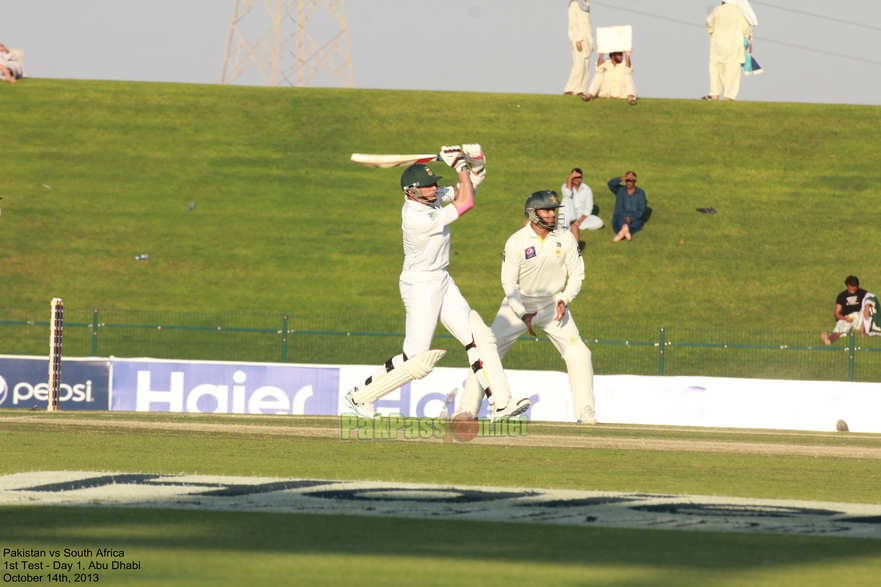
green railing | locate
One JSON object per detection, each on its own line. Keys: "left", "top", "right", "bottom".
{"left": 2, "top": 307, "right": 880, "bottom": 382}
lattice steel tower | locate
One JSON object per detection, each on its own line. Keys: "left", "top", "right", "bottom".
{"left": 221, "top": 0, "right": 354, "bottom": 87}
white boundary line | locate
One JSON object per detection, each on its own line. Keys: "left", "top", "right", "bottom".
{"left": 2, "top": 472, "right": 879, "bottom": 539}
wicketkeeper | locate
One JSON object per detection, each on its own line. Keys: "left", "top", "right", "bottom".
{"left": 457, "top": 190, "right": 598, "bottom": 424}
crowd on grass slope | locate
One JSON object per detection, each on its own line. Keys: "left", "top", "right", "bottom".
{"left": 565, "top": 0, "right": 761, "bottom": 104}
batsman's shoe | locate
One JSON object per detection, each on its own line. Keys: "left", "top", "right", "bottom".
{"left": 344, "top": 387, "right": 376, "bottom": 418}
{"left": 451, "top": 408, "right": 477, "bottom": 420}
{"left": 577, "top": 407, "right": 598, "bottom": 425}
{"left": 489, "top": 397, "right": 531, "bottom": 424}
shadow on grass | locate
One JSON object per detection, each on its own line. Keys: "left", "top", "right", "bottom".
{"left": 2, "top": 506, "right": 880, "bottom": 572}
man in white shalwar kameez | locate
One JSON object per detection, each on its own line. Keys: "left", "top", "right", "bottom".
{"left": 704, "top": 0, "right": 754, "bottom": 100}
{"left": 585, "top": 51, "right": 637, "bottom": 105}
{"left": 563, "top": 0, "right": 594, "bottom": 100}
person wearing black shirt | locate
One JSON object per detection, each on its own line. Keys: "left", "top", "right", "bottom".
{"left": 822, "top": 275, "right": 868, "bottom": 345}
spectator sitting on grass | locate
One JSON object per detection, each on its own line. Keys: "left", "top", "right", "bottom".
{"left": 561, "top": 168, "right": 603, "bottom": 245}
{"left": 609, "top": 171, "right": 646, "bottom": 242}
{"left": 821, "top": 275, "right": 868, "bottom": 345}
{"left": 0, "top": 43, "right": 23, "bottom": 83}
{"left": 584, "top": 51, "right": 637, "bottom": 105}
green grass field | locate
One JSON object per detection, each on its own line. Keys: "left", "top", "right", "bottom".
{"left": 2, "top": 412, "right": 881, "bottom": 586}
{"left": 3, "top": 80, "right": 881, "bottom": 585}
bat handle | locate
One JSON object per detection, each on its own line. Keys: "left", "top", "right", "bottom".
{"left": 440, "top": 388, "right": 459, "bottom": 419}
{"left": 442, "top": 388, "right": 459, "bottom": 409}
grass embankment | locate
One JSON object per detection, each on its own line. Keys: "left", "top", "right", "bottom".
{"left": 2, "top": 80, "right": 879, "bottom": 329}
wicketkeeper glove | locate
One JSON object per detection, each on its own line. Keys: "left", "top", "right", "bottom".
{"left": 440, "top": 145, "right": 468, "bottom": 173}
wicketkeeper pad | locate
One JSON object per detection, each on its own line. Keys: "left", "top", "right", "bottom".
{"left": 350, "top": 349, "right": 447, "bottom": 404}
{"left": 469, "top": 310, "right": 512, "bottom": 408}
{"left": 565, "top": 346, "right": 596, "bottom": 414}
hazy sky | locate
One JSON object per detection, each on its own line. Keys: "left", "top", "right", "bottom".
{"left": 4, "top": 0, "right": 880, "bottom": 105}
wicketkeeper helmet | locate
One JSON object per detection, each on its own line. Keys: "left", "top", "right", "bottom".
{"left": 524, "top": 190, "right": 564, "bottom": 230}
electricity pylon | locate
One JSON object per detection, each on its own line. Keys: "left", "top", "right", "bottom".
{"left": 221, "top": 0, "right": 354, "bottom": 87}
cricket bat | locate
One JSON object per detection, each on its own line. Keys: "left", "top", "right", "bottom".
{"left": 350, "top": 153, "right": 440, "bottom": 169}
{"left": 439, "top": 388, "right": 459, "bottom": 419}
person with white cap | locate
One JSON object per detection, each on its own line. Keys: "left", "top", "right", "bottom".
{"left": 704, "top": 0, "right": 757, "bottom": 101}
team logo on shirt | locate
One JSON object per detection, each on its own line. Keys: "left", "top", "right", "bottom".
{"left": 428, "top": 211, "right": 437, "bottom": 221}
{"left": 524, "top": 246, "right": 536, "bottom": 260}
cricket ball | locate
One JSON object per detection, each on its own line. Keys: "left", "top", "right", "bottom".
{"left": 450, "top": 412, "right": 479, "bottom": 443}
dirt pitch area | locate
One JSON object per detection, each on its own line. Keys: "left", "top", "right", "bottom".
{"left": 3, "top": 414, "right": 880, "bottom": 459}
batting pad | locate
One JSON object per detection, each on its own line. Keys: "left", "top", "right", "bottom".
{"left": 457, "top": 370, "right": 485, "bottom": 417}
{"left": 469, "top": 310, "right": 511, "bottom": 407}
{"left": 351, "top": 349, "right": 446, "bottom": 404}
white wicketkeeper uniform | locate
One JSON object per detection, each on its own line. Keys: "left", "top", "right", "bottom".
{"left": 459, "top": 223, "right": 595, "bottom": 421}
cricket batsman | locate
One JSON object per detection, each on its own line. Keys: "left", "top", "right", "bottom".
{"left": 344, "top": 144, "right": 531, "bottom": 422}
{"left": 457, "top": 190, "right": 597, "bottom": 424}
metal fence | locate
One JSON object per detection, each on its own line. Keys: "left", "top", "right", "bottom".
{"left": 2, "top": 306, "right": 881, "bottom": 382}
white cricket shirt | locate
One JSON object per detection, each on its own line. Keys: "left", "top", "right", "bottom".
{"left": 501, "top": 224, "right": 585, "bottom": 318}
{"left": 400, "top": 187, "right": 460, "bottom": 276}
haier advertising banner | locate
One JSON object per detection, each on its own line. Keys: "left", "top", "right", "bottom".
{"left": 111, "top": 359, "right": 341, "bottom": 415}
{"left": 6, "top": 353, "right": 879, "bottom": 433}
{"left": 110, "top": 359, "right": 573, "bottom": 420}
{"left": 0, "top": 356, "right": 110, "bottom": 410}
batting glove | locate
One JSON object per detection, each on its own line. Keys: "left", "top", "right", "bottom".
{"left": 469, "top": 167, "right": 486, "bottom": 188}
{"left": 440, "top": 145, "right": 468, "bottom": 173}
{"left": 462, "top": 143, "right": 486, "bottom": 174}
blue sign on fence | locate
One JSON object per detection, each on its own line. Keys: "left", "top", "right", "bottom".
{"left": 0, "top": 356, "right": 110, "bottom": 410}
{"left": 111, "top": 360, "right": 340, "bottom": 415}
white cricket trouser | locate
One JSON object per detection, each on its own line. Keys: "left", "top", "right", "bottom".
{"left": 399, "top": 270, "right": 472, "bottom": 357}
{"left": 460, "top": 300, "right": 595, "bottom": 418}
